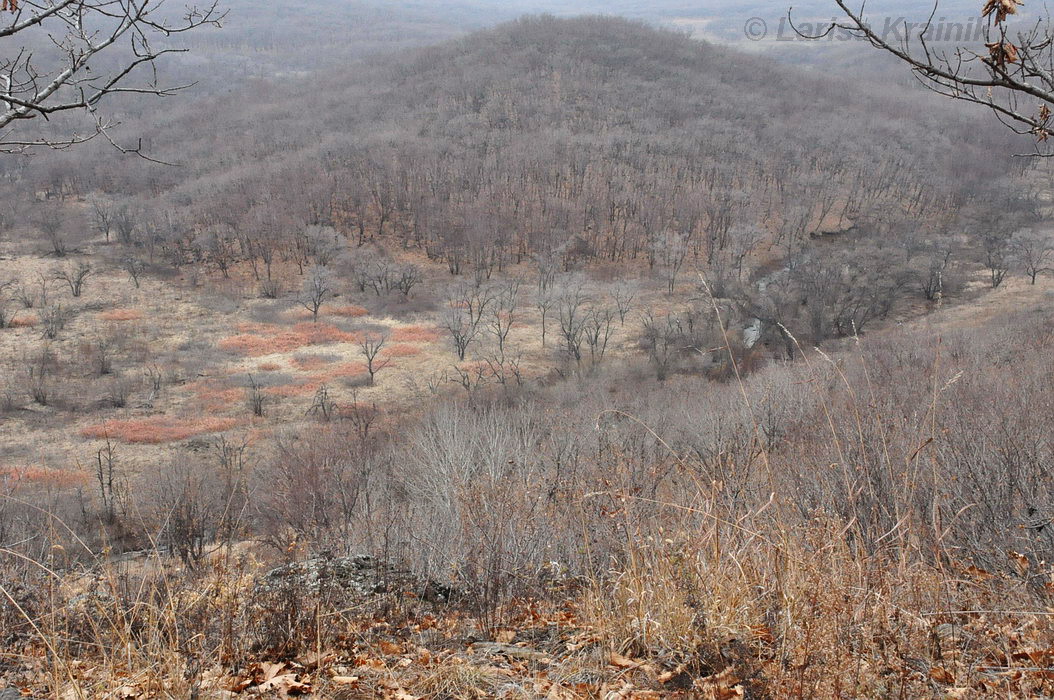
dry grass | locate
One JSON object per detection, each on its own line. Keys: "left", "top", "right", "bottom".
{"left": 79, "top": 416, "right": 242, "bottom": 443}
{"left": 97, "top": 308, "right": 143, "bottom": 322}
{"left": 328, "top": 304, "right": 370, "bottom": 318}
{"left": 256, "top": 361, "right": 283, "bottom": 371}
{"left": 264, "top": 380, "right": 322, "bottom": 397}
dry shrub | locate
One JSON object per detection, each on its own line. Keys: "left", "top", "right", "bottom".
{"left": 98, "top": 308, "right": 143, "bottom": 322}
{"left": 219, "top": 323, "right": 362, "bottom": 357}
{"left": 382, "top": 343, "right": 423, "bottom": 358}
{"left": 80, "top": 416, "right": 241, "bottom": 443}
{"left": 390, "top": 325, "right": 440, "bottom": 343}
{"left": 257, "top": 361, "right": 283, "bottom": 371}
{"left": 8, "top": 315, "right": 38, "bottom": 328}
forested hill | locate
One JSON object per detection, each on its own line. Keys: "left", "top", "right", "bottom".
{"left": 4, "top": 16, "right": 1026, "bottom": 270}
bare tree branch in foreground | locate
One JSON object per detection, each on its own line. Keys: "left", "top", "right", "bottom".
{"left": 802, "top": 0, "right": 1054, "bottom": 152}
{"left": 0, "top": 0, "right": 224, "bottom": 156}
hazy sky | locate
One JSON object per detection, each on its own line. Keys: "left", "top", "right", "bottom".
{"left": 428, "top": 0, "right": 996, "bottom": 44}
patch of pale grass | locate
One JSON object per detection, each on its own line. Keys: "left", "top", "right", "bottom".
{"left": 98, "top": 308, "right": 143, "bottom": 322}
{"left": 410, "top": 658, "right": 508, "bottom": 699}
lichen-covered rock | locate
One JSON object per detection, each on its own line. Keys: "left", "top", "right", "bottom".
{"left": 256, "top": 554, "right": 453, "bottom": 603}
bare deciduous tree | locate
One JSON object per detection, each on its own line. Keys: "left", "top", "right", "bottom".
{"left": 488, "top": 279, "right": 519, "bottom": 358}
{"left": 122, "top": 255, "right": 145, "bottom": 289}
{"left": 359, "top": 332, "right": 391, "bottom": 385}
{"left": 983, "top": 232, "right": 1011, "bottom": 288}
{"left": 1012, "top": 230, "right": 1053, "bottom": 284}
{"left": 442, "top": 283, "right": 495, "bottom": 360}
{"left": 611, "top": 281, "right": 636, "bottom": 325}
{"left": 557, "top": 284, "right": 587, "bottom": 364}
{"left": 299, "top": 266, "right": 331, "bottom": 321}
{"left": 89, "top": 196, "right": 114, "bottom": 243}
{"left": 582, "top": 305, "right": 615, "bottom": 366}
{"left": 55, "top": 260, "right": 91, "bottom": 297}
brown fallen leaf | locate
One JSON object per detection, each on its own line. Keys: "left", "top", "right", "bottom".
{"left": 930, "top": 666, "right": 955, "bottom": 685}
{"left": 256, "top": 673, "right": 312, "bottom": 697}
{"left": 299, "top": 649, "right": 336, "bottom": 669}
{"left": 379, "top": 640, "right": 404, "bottom": 655}
{"left": 694, "top": 667, "right": 744, "bottom": 700}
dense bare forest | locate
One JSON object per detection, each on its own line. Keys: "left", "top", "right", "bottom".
{"left": 4, "top": 2, "right": 1054, "bottom": 698}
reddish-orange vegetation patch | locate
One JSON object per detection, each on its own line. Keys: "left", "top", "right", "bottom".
{"left": 0, "top": 465, "right": 90, "bottom": 490}
{"left": 383, "top": 343, "right": 423, "bottom": 358}
{"left": 290, "top": 354, "right": 336, "bottom": 372}
{"left": 391, "top": 325, "right": 440, "bottom": 343}
{"left": 80, "top": 416, "right": 241, "bottom": 444}
{"left": 219, "top": 322, "right": 362, "bottom": 357}
{"left": 257, "top": 361, "right": 283, "bottom": 372}
{"left": 8, "top": 315, "right": 38, "bottom": 328}
{"left": 315, "top": 361, "right": 369, "bottom": 382}
{"left": 98, "top": 308, "right": 143, "bottom": 322}
{"left": 328, "top": 304, "right": 369, "bottom": 318}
